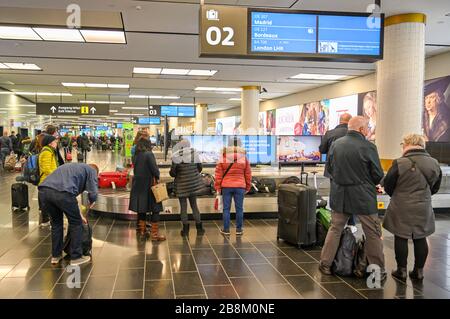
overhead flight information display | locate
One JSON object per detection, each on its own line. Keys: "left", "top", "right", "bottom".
{"left": 250, "top": 12, "right": 317, "bottom": 54}
{"left": 249, "top": 9, "right": 382, "bottom": 58}
{"left": 318, "top": 15, "right": 381, "bottom": 56}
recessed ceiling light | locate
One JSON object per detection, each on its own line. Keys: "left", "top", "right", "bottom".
{"left": 129, "top": 95, "right": 147, "bottom": 99}
{"left": 0, "top": 63, "right": 9, "bottom": 69}
{"left": 229, "top": 98, "right": 242, "bottom": 101}
{"left": 85, "top": 83, "right": 108, "bottom": 88}
{"left": 0, "top": 26, "right": 41, "bottom": 40}
{"left": 159, "top": 96, "right": 180, "bottom": 99}
{"left": 110, "top": 110, "right": 118, "bottom": 113}
{"left": 6, "top": 104, "right": 36, "bottom": 107}
{"left": 3, "top": 63, "right": 41, "bottom": 70}
{"left": 108, "top": 84, "right": 129, "bottom": 89}
{"left": 122, "top": 106, "right": 149, "bottom": 110}
{"left": 33, "top": 27, "right": 84, "bottom": 42}
{"left": 161, "top": 68, "right": 190, "bottom": 75}
{"left": 187, "top": 70, "right": 217, "bottom": 76}
{"left": 170, "top": 102, "right": 195, "bottom": 106}
{"left": 195, "top": 87, "right": 242, "bottom": 92}
{"left": 80, "top": 30, "right": 126, "bottom": 44}
{"left": 79, "top": 100, "right": 95, "bottom": 103}
{"left": 62, "top": 82, "right": 86, "bottom": 87}
{"left": 133, "top": 67, "right": 161, "bottom": 74}
{"left": 289, "top": 73, "right": 346, "bottom": 80}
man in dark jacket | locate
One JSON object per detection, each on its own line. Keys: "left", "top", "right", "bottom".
{"left": 9, "top": 131, "right": 18, "bottom": 154}
{"left": 0, "top": 131, "right": 13, "bottom": 167}
{"left": 319, "top": 113, "right": 357, "bottom": 231}
{"left": 38, "top": 163, "right": 98, "bottom": 266}
{"left": 319, "top": 116, "right": 385, "bottom": 279}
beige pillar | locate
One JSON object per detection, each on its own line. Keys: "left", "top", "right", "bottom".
{"left": 195, "top": 104, "right": 208, "bottom": 134}
{"left": 241, "top": 86, "right": 260, "bottom": 133}
{"left": 376, "top": 13, "right": 426, "bottom": 171}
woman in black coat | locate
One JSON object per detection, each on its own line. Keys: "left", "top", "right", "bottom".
{"left": 170, "top": 139, "right": 205, "bottom": 236}
{"left": 129, "top": 138, "right": 166, "bottom": 241}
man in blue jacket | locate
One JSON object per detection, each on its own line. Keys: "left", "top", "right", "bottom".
{"left": 38, "top": 163, "right": 99, "bottom": 266}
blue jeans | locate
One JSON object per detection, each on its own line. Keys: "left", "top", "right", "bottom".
{"left": 222, "top": 188, "right": 245, "bottom": 231}
{"left": 39, "top": 188, "right": 83, "bottom": 259}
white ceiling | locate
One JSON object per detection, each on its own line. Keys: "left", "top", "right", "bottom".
{"left": 0, "top": 0, "right": 449, "bottom": 124}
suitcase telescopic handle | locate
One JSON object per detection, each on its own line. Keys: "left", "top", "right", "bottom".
{"left": 300, "top": 172, "right": 308, "bottom": 186}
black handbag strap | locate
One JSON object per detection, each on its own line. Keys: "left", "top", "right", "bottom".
{"left": 220, "top": 163, "right": 234, "bottom": 186}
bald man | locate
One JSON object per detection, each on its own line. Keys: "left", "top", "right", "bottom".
{"left": 320, "top": 116, "right": 385, "bottom": 280}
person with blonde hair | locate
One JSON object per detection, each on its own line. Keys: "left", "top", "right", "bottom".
{"left": 382, "top": 134, "right": 442, "bottom": 281}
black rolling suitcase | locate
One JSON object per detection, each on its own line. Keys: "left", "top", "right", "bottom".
{"left": 277, "top": 173, "right": 317, "bottom": 248}
{"left": 11, "top": 182, "right": 29, "bottom": 211}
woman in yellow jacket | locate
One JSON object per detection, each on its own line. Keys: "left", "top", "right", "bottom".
{"left": 38, "top": 135, "right": 59, "bottom": 226}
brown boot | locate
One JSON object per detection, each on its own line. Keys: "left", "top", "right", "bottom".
{"left": 151, "top": 222, "right": 166, "bottom": 241}
{"left": 137, "top": 220, "right": 150, "bottom": 238}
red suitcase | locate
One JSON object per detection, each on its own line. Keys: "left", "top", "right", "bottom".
{"left": 98, "top": 172, "right": 128, "bottom": 188}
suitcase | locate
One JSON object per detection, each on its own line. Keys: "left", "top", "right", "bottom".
{"left": 77, "top": 152, "right": 84, "bottom": 162}
{"left": 277, "top": 183, "right": 317, "bottom": 248}
{"left": 63, "top": 222, "right": 93, "bottom": 257}
{"left": 98, "top": 171, "right": 128, "bottom": 188}
{"left": 11, "top": 182, "right": 29, "bottom": 211}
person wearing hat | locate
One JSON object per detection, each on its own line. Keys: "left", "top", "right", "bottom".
{"left": 423, "top": 77, "right": 450, "bottom": 142}
{"left": 37, "top": 134, "right": 60, "bottom": 227}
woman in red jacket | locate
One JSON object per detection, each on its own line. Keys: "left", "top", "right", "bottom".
{"left": 215, "top": 137, "right": 252, "bottom": 236}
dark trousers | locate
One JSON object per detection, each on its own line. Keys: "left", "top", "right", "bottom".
{"left": 179, "top": 196, "right": 201, "bottom": 224}
{"left": 0, "top": 148, "right": 9, "bottom": 167}
{"left": 37, "top": 193, "right": 50, "bottom": 223}
{"left": 39, "top": 188, "right": 83, "bottom": 260}
{"left": 394, "top": 236, "right": 429, "bottom": 269}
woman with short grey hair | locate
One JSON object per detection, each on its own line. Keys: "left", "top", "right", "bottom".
{"left": 383, "top": 134, "right": 442, "bottom": 281}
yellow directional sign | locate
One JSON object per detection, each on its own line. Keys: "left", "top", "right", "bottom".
{"left": 81, "top": 106, "right": 89, "bottom": 114}
{"left": 377, "top": 202, "right": 385, "bottom": 209}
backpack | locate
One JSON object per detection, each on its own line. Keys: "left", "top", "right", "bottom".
{"left": 257, "top": 178, "right": 277, "bottom": 193}
{"left": 23, "top": 148, "right": 50, "bottom": 186}
{"left": 63, "top": 223, "right": 93, "bottom": 257}
{"left": 332, "top": 227, "right": 357, "bottom": 276}
{"left": 197, "top": 173, "right": 215, "bottom": 196}
{"left": 281, "top": 176, "right": 301, "bottom": 185}
{"left": 23, "top": 154, "right": 40, "bottom": 185}
{"left": 316, "top": 207, "right": 332, "bottom": 246}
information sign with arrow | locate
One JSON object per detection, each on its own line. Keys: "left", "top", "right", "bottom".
{"left": 36, "top": 103, "right": 109, "bottom": 115}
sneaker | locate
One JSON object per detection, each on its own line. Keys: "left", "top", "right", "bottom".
{"left": 70, "top": 255, "right": 91, "bottom": 266}
{"left": 39, "top": 221, "right": 51, "bottom": 228}
{"left": 236, "top": 229, "right": 244, "bottom": 236}
{"left": 220, "top": 229, "right": 230, "bottom": 236}
{"left": 348, "top": 225, "right": 358, "bottom": 234}
{"left": 51, "top": 256, "right": 63, "bottom": 265}
{"left": 319, "top": 263, "right": 332, "bottom": 275}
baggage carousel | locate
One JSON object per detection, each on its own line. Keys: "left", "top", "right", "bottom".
{"left": 87, "top": 164, "right": 450, "bottom": 220}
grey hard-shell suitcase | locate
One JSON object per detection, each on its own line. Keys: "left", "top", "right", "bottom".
{"left": 277, "top": 183, "right": 317, "bottom": 248}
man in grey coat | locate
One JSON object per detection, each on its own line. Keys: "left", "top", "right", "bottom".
{"left": 319, "top": 116, "right": 385, "bottom": 279}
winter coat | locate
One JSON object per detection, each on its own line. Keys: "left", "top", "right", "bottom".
{"left": 319, "top": 123, "right": 348, "bottom": 177}
{"left": 77, "top": 135, "right": 90, "bottom": 151}
{"left": 382, "top": 149, "right": 442, "bottom": 239}
{"left": 129, "top": 150, "right": 162, "bottom": 214}
{"left": 0, "top": 136, "right": 12, "bottom": 152}
{"left": 38, "top": 146, "right": 58, "bottom": 184}
{"left": 215, "top": 146, "right": 252, "bottom": 193}
{"left": 169, "top": 148, "right": 204, "bottom": 198}
{"left": 326, "top": 130, "right": 384, "bottom": 215}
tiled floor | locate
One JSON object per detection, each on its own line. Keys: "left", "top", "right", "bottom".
{"left": 0, "top": 150, "right": 450, "bottom": 299}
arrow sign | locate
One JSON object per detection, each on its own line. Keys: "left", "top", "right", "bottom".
{"left": 90, "top": 107, "right": 97, "bottom": 114}
{"left": 50, "top": 106, "right": 56, "bottom": 113}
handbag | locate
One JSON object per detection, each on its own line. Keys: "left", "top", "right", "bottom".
{"left": 214, "top": 163, "right": 234, "bottom": 211}
{"left": 151, "top": 178, "right": 169, "bottom": 203}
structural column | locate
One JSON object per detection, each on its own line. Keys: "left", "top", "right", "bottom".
{"left": 241, "top": 86, "right": 260, "bottom": 133}
{"left": 169, "top": 117, "right": 179, "bottom": 132}
{"left": 376, "top": 13, "right": 426, "bottom": 170}
{"left": 195, "top": 104, "right": 208, "bottom": 134}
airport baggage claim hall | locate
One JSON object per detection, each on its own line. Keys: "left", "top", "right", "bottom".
{"left": 0, "top": 0, "right": 449, "bottom": 301}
